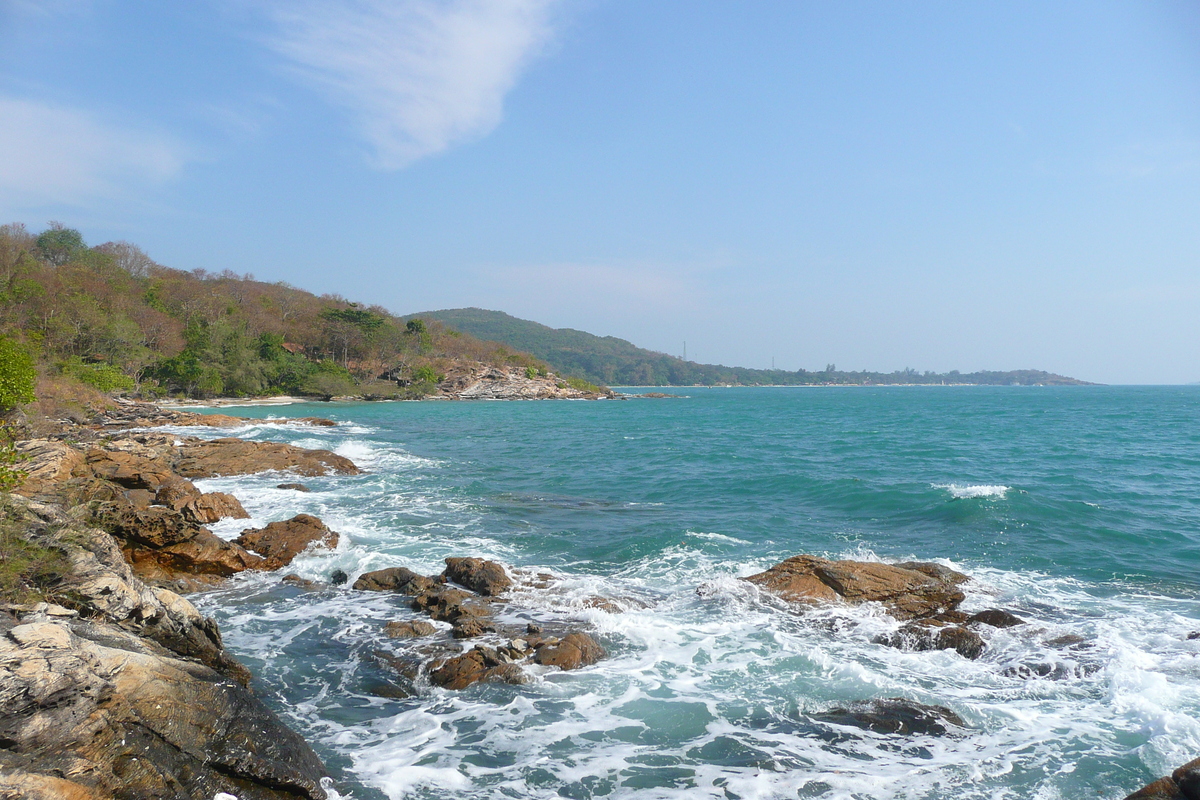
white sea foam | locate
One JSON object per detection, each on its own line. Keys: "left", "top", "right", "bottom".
{"left": 934, "top": 482, "right": 1012, "bottom": 499}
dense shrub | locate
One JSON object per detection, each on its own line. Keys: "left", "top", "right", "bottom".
{"left": 0, "top": 336, "right": 36, "bottom": 413}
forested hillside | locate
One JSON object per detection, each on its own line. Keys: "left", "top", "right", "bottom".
{"left": 414, "top": 308, "right": 1093, "bottom": 387}
{"left": 0, "top": 223, "right": 549, "bottom": 400}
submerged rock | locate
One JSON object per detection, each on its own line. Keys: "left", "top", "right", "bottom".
{"left": 743, "top": 555, "right": 968, "bottom": 620}
{"left": 277, "top": 482, "right": 312, "bottom": 492}
{"left": 813, "top": 698, "right": 966, "bottom": 736}
{"left": 235, "top": 514, "right": 340, "bottom": 570}
{"left": 874, "top": 622, "right": 986, "bottom": 660}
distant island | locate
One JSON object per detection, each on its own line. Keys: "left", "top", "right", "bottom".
{"left": 407, "top": 308, "right": 1095, "bottom": 387}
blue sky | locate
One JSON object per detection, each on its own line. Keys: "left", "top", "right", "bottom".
{"left": 2, "top": 1, "right": 1197, "bottom": 383}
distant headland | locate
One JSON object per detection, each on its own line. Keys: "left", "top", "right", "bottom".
{"left": 406, "top": 308, "right": 1096, "bottom": 388}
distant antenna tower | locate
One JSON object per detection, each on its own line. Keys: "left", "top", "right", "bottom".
{"left": 683, "top": 341, "right": 687, "bottom": 361}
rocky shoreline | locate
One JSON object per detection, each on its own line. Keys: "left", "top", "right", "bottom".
{"left": 1, "top": 401, "right": 1191, "bottom": 799}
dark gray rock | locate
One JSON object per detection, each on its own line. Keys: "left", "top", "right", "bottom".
{"left": 813, "top": 698, "right": 966, "bottom": 736}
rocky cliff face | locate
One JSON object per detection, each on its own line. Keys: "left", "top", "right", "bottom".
{"left": 0, "top": 497, "right": 330, "bottom": 800}
{"left": 436, "top": 362, "right": 615, "bottom": 400}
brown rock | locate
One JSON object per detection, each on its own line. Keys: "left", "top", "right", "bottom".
{"left": 443, "top": 557, "right": 513, "bottom": 596}
{"left": 85, "top": 449, "right": 199, "bottom": 501}
{"left": 893, "top": 561, "right": 970, "bottom": 585}
{"left": 452, "top": 618, "right": 496, "bottom": 639}
{"left": 1125, "top": 777, "right": 1184, "bottom": 799}
{"left": 429, "top": 648, "right": 528, "bottom": 690}
{"left": 0, "top": 621, "right": 328, "bottom": 799}
{"left": 179, "top": 491, "right": 250, "bottom": 523}
{"left": 534, "top": 632, "right": 606, "bottom": 670}
{"left": 172, "top": 438, "right": 360, "bottom": 478}
{"left": 743, "top": 555, "right": 967, "bottom": 620}
{"left": 384, "top": 620, "right": 437, "bottom": 638}
{"left": 123, "top": 530, "right": 266, "bottom": 585}
{"left": 277, "top": 482, "right": 312, "bottom": 492}
{"left": 281, "top": 574, "right": 322, "bottom": 590}
{"left": 106, "top": 505, "right": 208, "bottom": 549}
{"left": 235, "top": 514, "right": 339, "bottom": 570}
{"left": 353, "top": 567, "right": 442, "bottom": 594}
{"left": 1174, "top": 757, "right": 1200, "bottom": 799}
{"left": 412, "top": 588, "right": 491, "bottom": 623}
{"left": 13, "top": 440, "right": 88, "bottom": 498}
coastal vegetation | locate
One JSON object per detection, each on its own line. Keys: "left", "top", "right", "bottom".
{"left": 0, "top": 222, "right": 553, "bottom": 402}
{"left": 414, "top": 308, "right": 1092, "bottom": 387}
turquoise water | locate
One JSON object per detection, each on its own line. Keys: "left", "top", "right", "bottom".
{"left": 183, "top": 387, "right": 1200, "bottom": 799}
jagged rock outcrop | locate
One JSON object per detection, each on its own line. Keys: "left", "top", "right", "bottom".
{"left": 743, "top": 556, "right": 968, "bottom": 621}
{"left": 356, "top": 558, "right": 608, "bottom": 689}
{"left": 739, "top": 555, "right": 1025, "bottom": 661}
{"left": 533, "top": 632, "right": 607, "bottom": 671}
{"left": 0, "top": 496, "right": 331, "bottom": 799}
{"left": 0, "top": 619, "right": 328, "bottom": 800}
{"left": 94, "top": 398, "right": 337, "bottom": 430}
{"left": 443, "top": 556, "right": 513, "bottom": 596}
{"left": 235, "top": 514, "right": 340, "bottom": 570}
{"left": 432, "top": 361, "right": 615, "bottom": 400}
{"left": 353, "top": 566, "right": 443, "bottom": 594}
{"left": 384, "top": 620, "right": 437, "bottom": 638}
{"left": 172, "top": 438, "right": 359, "bottom": 478}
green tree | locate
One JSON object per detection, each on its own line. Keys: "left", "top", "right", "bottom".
{"left": 35, "top": 222, "right": 86, "bottom": 266}
{"left": 0, "top": 336, "right": 36, "bottom": 414}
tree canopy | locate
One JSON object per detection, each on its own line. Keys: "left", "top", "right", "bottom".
{"left": 0, "top": 223, "right": 554, "bottom": 400}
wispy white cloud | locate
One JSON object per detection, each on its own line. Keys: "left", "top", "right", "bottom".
{"left": 265, "top": 0, "right": 562, "bottom": 168}
{"left": 0, "top": 97, "right": 188, "bottom": 214}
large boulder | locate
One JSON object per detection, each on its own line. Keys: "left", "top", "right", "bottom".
{"left": 178, "top": 491, "right": 250, "bottom": 524}
{"left": 533, "top": 633, "right": 606, "bottom": 671}
{"left": 235, "top": 514, "right": 339, "bottom": 570}
{"left": 172, "top": 438, "right": 360, "bottom": 478}
{"left": 412, "top": 587, "right": 492, "bottom": 623}
{"left": 743, "top": 556, "right": 968, "bottom": 620}
{"left": 443, "top": 557, "right": 513, "bottom": 596}
{"left": 102, "top": 505, "right": 264, "bottom": 587}
{"left": 353, "top": 566, "right": 442, "bottom": 594}
{"left": 428, "top": 647, "right": 528, "bottom": 690}
{"left": 84, "top": 449, "right": 201, "bottom": 506}
{"left": 0, "top": 620, "right": 328, "bottom": 800}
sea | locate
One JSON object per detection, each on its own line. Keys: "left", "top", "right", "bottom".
{"left": 175, "top": 386, "right": 1200, "bottom": 800}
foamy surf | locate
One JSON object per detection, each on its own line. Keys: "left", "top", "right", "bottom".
{"left": 934, "top": 483, "right": 1011, "bottom": 499}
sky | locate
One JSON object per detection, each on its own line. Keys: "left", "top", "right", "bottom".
{"left": 1, "top": 1, "right": 1198, "bottom": 384}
